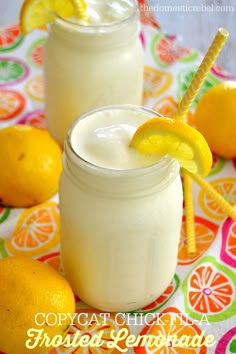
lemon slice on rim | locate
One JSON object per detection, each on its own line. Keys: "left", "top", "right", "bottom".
{"left": 130, "top": 117, "right": 212, "bottom": 177}
{"left": 19, "top": 0, "right": 78, "bottom": 34}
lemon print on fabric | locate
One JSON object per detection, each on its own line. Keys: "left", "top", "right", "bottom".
{"left": 198, "top": 178, "right": 236, "bottom": 221}
{"left": 182, "top": 256, "right": 236, "bottom": 322}
{"left": 0, "top": 56, "right": 29, "bottom": 87}
{"left": 0, "top": 89, "right": 25, "bottom": 122}
{"left": 151, "top": 32, "right": 198, "bottom": 67}
{"left": 178, "top": 216, "right": 218, "bottom": 266}
{"left": 26, "top": 37, "right": 46, "bottom": 67}
{"left": 24, "top": 74, "right": 44, "bottom": 101}
{"left": 0, "top": 24, "right": 24, "bottom": 52}
{"left": 143, "top": 66, "right": 173, "bottom": 104}
{"left": 133, "top": 307, "right": 208, "bottom": 353}
{"left": 220, "top": 217, "right": 236, "bottom": 268}
{"left": 6, "top": 202, "right": 60, "bottom": 257}
{"left": 49, "top": 310, "right": 130, "bottom": 354}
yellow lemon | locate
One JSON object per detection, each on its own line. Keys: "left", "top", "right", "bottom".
{"left": 194, "top": 81, "right": 236, "bottom": 159}
{"left": 0, "top": 256, "right": 75, "bottom": 354}
{"left": 130, "top": 116, "right": 212, "bottom": 177}
{"left": 19, "top": 0, "right": 86, "bottom": 34}
{"left": 0, "top": 125, "right": 62, "bottom": 207}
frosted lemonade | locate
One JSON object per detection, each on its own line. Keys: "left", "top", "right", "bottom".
{"left": 60, "top": 106, "right": 184, "bottom": 312}
{"left": 43, "top": 0, "right": 143, "bottom": 145}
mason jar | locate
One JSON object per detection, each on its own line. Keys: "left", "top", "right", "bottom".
{"left": 59, "top": 105, "right": 183, "bottom": 312}
{"left": 43, "top": 0, "right": 143, "bottom": 146}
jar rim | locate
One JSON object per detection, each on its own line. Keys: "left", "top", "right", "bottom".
{"left": 54, "top": 0, "right": 139, "bottom": 33}
{"left": 65, "top": 104, "right": 177, "bottom": 177}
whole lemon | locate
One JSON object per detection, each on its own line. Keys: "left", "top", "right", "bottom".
{"left": 194, "top": 81, "right": 236, "bottom": 159}
{"left": 0, "top": 125, "right": 62, "bottom": 207}
{"left": 0, "top": 256, "right": 75, "bottom": 354}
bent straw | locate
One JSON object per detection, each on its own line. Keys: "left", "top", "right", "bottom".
{"left": 70, "top": 0, "right": 89, "bottom": 22}
{"left": 173, "top": 28, "right": 229, "bottom": 256}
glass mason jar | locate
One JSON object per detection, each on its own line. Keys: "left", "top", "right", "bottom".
{"left": 43, "top": 0, "right": 143, "bottom": 146}
{"left": 59, "top": 105, "right": 183, "bottom": 312}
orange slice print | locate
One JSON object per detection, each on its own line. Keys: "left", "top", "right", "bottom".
{"left": 143, "top": 66, "right": 172, "bottom": 104}
{"left": 0, "top": 89, "right": 25, "bottom": 121}
{"left": 189, "top": 265, "right": 233, "bottom": 313}
{"left": 32, "top": 43, "right": 43, "bottom": 65}
{"left": 28, "top": 111, "right": 45, "bottom": 127}
{"left": 157, "top": 37, "right": 190, "bottom": 65}
{"left": 138, "top": 0, "right": 160, "bottom": 29}
{"left": 152, "top": 95, "right": 194, "bottom": 126}
{"left": 0, "top": 24, "right": 24, "bottom": 52}
{"left": 6, "top": 202, "right": 60, "bottom": 256}
{"left": 19, "top": 109, "right": 46, "bottom": 129}
{"left": 198, "top": 178, "right": 236, "bottom": 221}
{"left": 183, "top": 257, "right": 236, "bottom": 321}
{"left": 226, "top": 222, "right": 236, "bottom": 258}
{"left": 178, "top": 216, "right": 218, "bottom": 265}
{"left": 24, "top": 74, "right": 44, "bottom": 101}
{"left": 151, "top": 33, "right": 198, "bottom": 68}
{"left": 221, "top": 217, "right": 236, "bottom": 268}
{"left": 49, "top": 310, "right": 130, "bottom": 354}
{"left": 27, "top": 38, "right": 45, "bottom": 67}
{"left": 38, "top": 252, "right": 63, "bottom": 274}
{"left": 133, "top": 307, "right": 207, "bottom": 354}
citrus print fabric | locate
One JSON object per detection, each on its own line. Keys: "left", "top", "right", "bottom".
{"left": 0, "top": 5, "right": 236, "bottom": 353}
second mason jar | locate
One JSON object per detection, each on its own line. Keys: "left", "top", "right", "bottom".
{"left": 43, "top": 0, "right": 143, "bottom": 146}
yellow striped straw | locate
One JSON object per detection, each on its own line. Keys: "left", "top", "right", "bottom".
{"left": 191, "top": 173, "right": 236, "bottom": 220}
{"left": 173, "top": 28, "right": 229, "bottom": 257}
{"left": 175, "top": 28, "right": 229, "bottom": 120}
{"left": 183, "top": 176, "right": 196, "bottom": 257}
{"left": 183, "top": 170, "right": 196, "bottom": 257}
{"left": 70, "top": 0, "right": 89, "bottom": 22}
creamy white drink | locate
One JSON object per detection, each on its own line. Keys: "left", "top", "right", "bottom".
{"left": 60, "top": 106, "right": 183, "bottom": 312}
{"left": 71, "top": 108, "right": 162, "bottom": 170}
{"left": 44, "top": 0, "right": 143, "bottom": 146}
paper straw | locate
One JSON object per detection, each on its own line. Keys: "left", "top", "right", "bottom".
{"left": 183, "top": 170, "right": 196, "bottom": 256}
{"left": 191, "top": 173, "right": 236, "bottom": 220}
{"left": 182, "top": 175, "right": 196, "bottom": 257}
{"left": 173, "top": 28, "right": 229, "bottom": 257}
{"left": 175, "top": 28, "right": 229, "bottom": 120}
{"left": 70, "top": 0, "right": 89, "bottom": 22}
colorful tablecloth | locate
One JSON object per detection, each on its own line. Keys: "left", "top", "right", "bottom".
{"left": 0, "top": 3, "right": 236, "bottom": 353}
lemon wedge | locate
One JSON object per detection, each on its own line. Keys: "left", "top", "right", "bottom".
{"left": 130, "top": 117, "right": 212, "bottom": 176}
{"left": 19, "top": 0, "right": 77, "bottom": 34}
